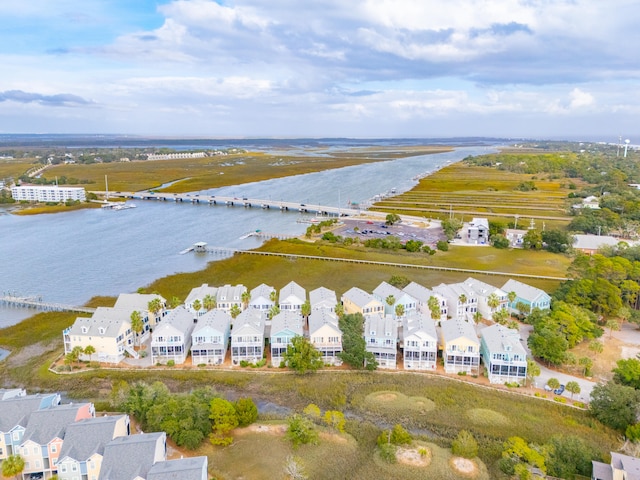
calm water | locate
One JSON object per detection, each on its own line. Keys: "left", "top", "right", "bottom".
{"left": 0, "top": 146, "right": 493, "bottom": 328}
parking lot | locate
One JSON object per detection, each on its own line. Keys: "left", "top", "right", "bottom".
{"left": 333, "top": 217, "right": 447, "bottom": 246}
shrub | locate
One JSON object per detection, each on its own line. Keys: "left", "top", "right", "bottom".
{"left": 378, "top": 443, "right": 397, "bottom": 464}
{"left": 286, "top": 415, "right": 318, "bottom": 448}
{"left": 197, "top": 363, "right": 206, "bottom": 367}
{"left": 166, "top": 360, "right": 175, "bottom": 367}
{"left": 457, "top": 371, "right": 467, "bottom": 376}
{"left": 255, "top": 359, "right": 267, "bottom": 367}
{"left": 452, "top": 430, "right": 478, "bottom": 458}
{"left": 240, "top": 360, "right": 249, "bottom": 367}
{"left": 436, "top": 240, "right": 449, "bottom": 251}
{"left": 554, "top": 396, "right": 567, "bottom": 403}
{"left": 88, "top": 362, "right": 101, "bottom": 369}
{"left": 234, "top": 398, "right": 258, "bottom": 427}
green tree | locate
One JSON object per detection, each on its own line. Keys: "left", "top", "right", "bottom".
{"left": 334, "top": 302, "right": 344, "bottom": 318}
{"left": 269, "top": 289, "right": 278, "bottom": 304}
{"left": 148, "top": 297, "right": 163, "bottom": 320}
{"left": 130, "top": 310, "right": 143, "bottom": 347}
{"left": 492, "top": 308, "right": 509, "bottom": 325}
{"left": 230, "top": 304, "right": 241, "bottom": 319}
{"left": 487, "top": 293, "right": 500, "bottom": 312}
{"left": 123, "top": 381, "right": 170, "bottom": 427}
{"left": 388, "top": 275, "right": 410, "bottom": 289}
{"left": 542, "top": 229, "right": 574, "bottom": 253}
{"left": 626, "top": 423, "right": 640, "bottom": 442}
{"left": 607, "top": 318, "right": 620, "bottom": 338}
{"left": 286, "top": 414, "right": 318, "bottom": 448}
{"left": 193, "top": 299, "right": 202, "bottom": 315}
{"left": 269, "top": 305, "right": 280, "bottom": 319}
{"left": 522, "top": 229, "right": 543, "bottom": 250}
{"left": 528, "top": 327, "right": 568, "bottom": 365}
{"left": 589, "top": 339, "right": 604, "bottom": 356}
{"left": 1, "top": 454, "right": 25, "bottom": 479}
{"left": 473, "top": 311, "right": 483, "bottom": 324}
{"left": 427, "top": 296, "right": 441, "bottom": 320}
{"left": 526, "top": 359, "right": 541, "bottom": 387}
{"left": 385, "top": 295, "right": 395, "bottom": 307}
{"left": 566, "top": 381, "right": 581, "bottom": 399}
{"left": 203, "top": 294, "right": 216, "bottom": 311}
{"left": 613, "top": 357, "right": 640, "bottom": 389}
{"left": 84, "top": 345, "right": 96, "bottom": 362}
{"left": 579, "top": 356, "right": 593, "bottom": 377}
{"left": 379, "top": 424, "right": 412, "bottom": 446}
{"left": 547, "top": 378, "right": 561, "bottom": 390}
{"left": 590, "top": 381, "right": 640, "bottom": 431}
{"left": 458, "top": 294, "right": 467, "bottom": 305}
{"left": 452, "top": 430, "right": 478, "bottom": 459}
{"left": 303, "top": 403, "right": 321, "bottom": 419}
{"left": 385, "top": 213, "right": 401, "bottom": 226}
{"left": 491, "top": 234, "right": 510, "bottom": 249}
{"left": 168, "top": 296, "right": 182, "bottom": 308}
{"left": 209, "top": 398, "right": 239, "bottom": 446}
{"left": 283, "top": 336, "right": 323, "bottom": 374}
{"left": 507, "top": 291, "right": 517, "bottom": 307}
{"left": 339, "top": 313, "right": 377, "bottom": 370}
{"left": 441, "top": 218, "right": 463, "bottom": 240}
{"left": 301, "top": 300, "right": 311, "bottom": 320}
{"left": 501, "top": 436, "right": 546, "bottom": 473}
{"left": 234, "top": 397, "right": 258, "bottom": 427}
{"left": 544, "top": 435, "right": 596, "bottom": 479}
{"left": 395, "top": 303, "right": 405, "bottom": 318}
{"left": 241, "top": 290, "right": 251, "bottom": 309}
{"left": 323, "top": 410, "right": 345, "bottom": 432}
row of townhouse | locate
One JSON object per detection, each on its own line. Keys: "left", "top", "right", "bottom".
{"left": 63, "top": 279, "right": 548, "bottom": 382}
{"left": 0, "top": 392, "right": 208, "bottom": 480}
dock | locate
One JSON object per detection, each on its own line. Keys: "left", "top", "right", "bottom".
{"left": 0, "top": 295, "right": 96, "bottom": 314}
{"left": 104, "top": 191, "right": 386, "bottom": 219}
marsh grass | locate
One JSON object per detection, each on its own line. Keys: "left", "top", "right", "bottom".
{"left": 13, "top": 202, "right": 102, "bottom": 215}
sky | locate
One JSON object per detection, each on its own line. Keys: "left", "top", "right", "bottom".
{"left": 0, "top": 0, "right": 639, "bottom": 139}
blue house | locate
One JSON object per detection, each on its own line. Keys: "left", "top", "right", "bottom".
{"left": 501, "top": 279, "right": 551, "bottom": 315}
{"left": 480, "top": 324, "right": 528, "bottom": 384}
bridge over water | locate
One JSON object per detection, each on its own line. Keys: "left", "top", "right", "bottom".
{"left": 0, "top": 295, "right": 96, "bottom": 314}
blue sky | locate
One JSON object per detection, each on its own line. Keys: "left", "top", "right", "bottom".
{"left": 0, "top": 0, "right": 638, "bottom": 139}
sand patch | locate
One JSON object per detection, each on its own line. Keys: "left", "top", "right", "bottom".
{"left": 450, "top": 457, "right": 478, "bottom": 477}
{"left": 377, "top": 393, "right": 398, "bottom": 402}
{"left": 235, "top": 424, "right": 286, "bottom": 436}
{"left": 620, "top": 346, "right": 640, "bottom": 359}
{"left": 396, "top": 447, "right": 431, "bottom": 467}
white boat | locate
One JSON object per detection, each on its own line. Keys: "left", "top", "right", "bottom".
{"left": 102, "top": 202, "right": 136, "bottom": 210}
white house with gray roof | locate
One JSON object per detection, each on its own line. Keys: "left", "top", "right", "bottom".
{"left": 99, "top": 432, "right": 166, "bottom": 480}
{"left": 440, "top": 319, "right": 480, "bottom": 374}
{"left": 373, "top": 281, "right": 417, "bottom": 318}
{"left": 216, "top": 284, "right": 247, "bottom": 313}
{"left": 480, "top": 324, "right": 528, "bottom": 384}
{"left": 113, "top": 293, "right": 167, "bottom": 338}
{"left": 309, "top": 309, "right": 342, "bottom": 365}
{"left": 341, "top": 287, "right": 384, "bottom": 316}
{"left": 463, "top": 277, "right": 508, "bottom": 321}
{"left": 151, "top": 306, "right": 195, "bottom": 365}
{"left": 185, "top": 284, "right": 218, "bottom": 317}
{"left": 57, "top": 415, "right": 130, "bottom": 480}
{"left": 364, "top": 313, "right": 398, "bottom": 369}
{"left": 270, "top": 311, "right": 304, "bottom": 366}
{"left": 231, "top": 309, "right": 266, "bottom": 366}
{"left": 64, "top": 307, "right": 136, "bottom": 363}
{"left": 279, "top": 281, "right": 306, "bottom": 312}
{"left": 592, "top": 451, "right": 640, "bottom": 480}
{"left": 248, "top": 283, "right": 275, "bottom": 311}
{"left": 433, "top": 282, "right": 478, "bottom": 321}
{"left": 402, "top": 312, "right": 438, "bottom": 371}
{"left": 147, "top": 456, "right": 208, "bottom": 480}
{"left": 191, "top": 309, "right": 232, "bottom": 365}
{"left": 402, "top": 282, "right": 448, "bottom": 323}
{"left": 501, "top": 279, "right": 551, "bottom": 315}
{"left": 309, "top": 286, "right": 337, "bottom": 312}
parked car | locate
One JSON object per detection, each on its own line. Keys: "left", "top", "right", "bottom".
{"left": 544, "top": 384, "right": 552, "bottom": 391}
{"left": 553, "top": 384, "right": 565, "bottom": 395}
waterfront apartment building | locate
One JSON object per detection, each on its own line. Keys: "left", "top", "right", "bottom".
{"left": 11, "top": 185, "right": 86, "bottom": 202}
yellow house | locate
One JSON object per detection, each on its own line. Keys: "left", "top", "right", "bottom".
{"left": 440, "top": 319, "right": 480, "bottom": 374}
{"left": 341, "top": 287, "right": 384, "bottom": 316}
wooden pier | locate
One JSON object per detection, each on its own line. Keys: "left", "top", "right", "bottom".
{"left": 0, "top": 295, "right": 96, "bottom": 314}
{"left": 181, "top": 245, "right": 568, "bottom": 281}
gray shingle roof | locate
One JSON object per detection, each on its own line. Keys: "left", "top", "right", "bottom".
{"left": 99, "top": 432, "right": 166, "bottom": 480}
{"left": 154, "top": 306, "right": 194, "bottom": 337}
{"left": 402, "top": 282, "right": 434, "bottom": 303}
{"left": 113, "top": 293, "right": 165, "bottom": 312}
{"left": 308, "top": 309, "right": 339, "bottom": 336}
{"left": 440, "top": 319, "right": 478, "bottom": 345}
{"left": 67, "top": 307, "right": 130, "bottom": 338}
{"left": 185, "top": 284, "right": 218, "bottom": 305}
{"left": 22, "top": 403, "right": 91, "bottom": 445}
{"left": 58, "top": 415, "right": 126, "bottom": 461}
{"left": 0, "top": 395, "right": 57, "bottom": 432}
{"left": 342, "top": 287, "right": 377, "bottom": 308}
{"left": 309, "top": 287, "right": 337, "bottom": 309}
{"left": 403, "top": 312, "right": 437, "bottom": 341}
{"left": 271, "top": 311, "right": 304, "bottom": 336}
{"left": 480, "top": 324, "right": 526, "bottom": 357}
{"left": 193, "top": 310, "right": 232, "bottom": 335}
{"left": 501, "top": 279, "right": 549, "bottom": 304}
{"left": 146, "top": 456, "right": 207, "bottom": 480}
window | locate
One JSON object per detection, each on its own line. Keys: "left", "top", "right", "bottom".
{"left": 98, "top": 327, "right": 105, "bottom": 335}
{"left": 51, "top": 444, "right": 57, "bottom": 453}
{"left": 34, "top": 446, "right": 38, "bottom": 454}
{"left": 81, "top": 326, "right": 88, "bottom": 334}
{"left": 61, "top": 465, "right": 68, "bottom": 473}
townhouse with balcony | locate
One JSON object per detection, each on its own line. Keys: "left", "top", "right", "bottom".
{"left": 191, "top": 309, "right": 232, "bottom": 365}
{"left": 113, "top": 293, "right": 167, "bottom": 341}
{"left": 440, "top": 319, "right": 480, "bottom": 375}
{"left": 341, "top": 287, "right": 384, "bottom": 316}
{"left": 402, "top": 312, "right": 438, "bottom": 371}
{"left": 150, "top": 306, "right": 195, "bottom": 365}
{"left": 278, "top": 281, "right": 306, "bottom": 312}
{"left": 501, "top": 278, "right": 551, "bottom": 315}
{"left": 185, "top": 284, "right": 218, "bottom": 317}
{"left": 309, "top": 286, "right": 337, "bottom": 313}
{"left": 56, "top": 415, "right": 130, "bottom": 480}
{"left": 364, "top": 313, "right": 398, "bottom": 369}
{"left": 480, "top": 324, "right": 528, "bottom": 384}
{"left": 270, "top": 311, "right": 304, "bottom": 367}
{"left": 231, "top": 309, "right": 266, "bottom": 366}
{"left": 248, "top": 283, "right": 276, "bottom": 311}
{"left": 308, "top": 309, "right": 342, "bottom": 365}
{"left": 433, "top": 282, "right": 478, "bottom": 321}
{"left": 64, "top": 307, "right": 136, "bottom": 364}
{"left": 216, "top": 284, "right": 247, "bottom": 313}
{"left": 463, "top": 277, "right": 508, "bottom": 321}
{"left": 373, "top": 281, "right": 417, "bottom": 318}
{"left": 402, "top": 281, "right": 448, "bottom": 323}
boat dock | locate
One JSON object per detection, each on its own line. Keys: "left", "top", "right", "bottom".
{"left": 105, "top": 191, "right": 384, "bottom": 218}
{"left": 0, "top": 295, "right": 96, "bottom": 314}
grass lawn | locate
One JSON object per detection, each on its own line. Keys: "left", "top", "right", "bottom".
{"left": 43, "top": 147, "right": 451, "bottom": 194}
{"left": 0, "top": 157, "right": 36, "bottom": 179}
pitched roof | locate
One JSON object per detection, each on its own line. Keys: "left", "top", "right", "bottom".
{"left": 216, "top": 284, "right": 247, "bottom": 302}
{"left": 440, "top": 319, "right": 478, "bottom": 345}
{"left": 364, "top": 313, "right": 397, "bottom": 340}
{"left": 153, "top": 306, "right": 194, "bottom": 337}
{"left": 342, "top": 287, "right": 379, "bottom": 308}
{"left": 308, "top": 309, "right": 339, "bottom": 336}
{"left": 185, "top": 284, "right": 218, "bottom": 304}
{"left": 193, "top": 310, "right": 232, "bottom": 335}
{"left": 480, "top": 324, "right": 526, "bottom": 357}
{"left": 402, "top": 282, "right": 434, "bottom": 303}
{"left": 67, "top": 307, "right": 130, "bottom": 338}
{"left": 372, "top": 281, "right": 403, "bottom": 302}
{"left": 22, "top": 403, "right": 91, "bottom": 445}
{"left": 403, "top": 312, "right": 437, "bottom": 341}
{"left": 0, "top": 394, "right": 58, "bottom": 432}
{"left": 249, "top": 283, "right": 275, "bottom": 301}
{"left": 58, "top": 415, "right": 126, "bottom": 461}
{"left": 146, "top": 457, "right": 207, "bottom": 480}
{"left": 271, "top": 311, "right": 304, "bottom": 337}
{"left": 612, "top": 451, "right": 640, "bottom": 479}
{"left": 309, "top": 287, "right": 337, "bottom": 309}
{"left": 113, "top": 293, "right": 165, "bottom": 312}
{"left": 232, "top": 309, "right": 266, "bottom": 336}
{"left": 279, "top": 281, "right": 306, "bottom": 304}
{"left": 99, "top": 432, "right": 166, "bottom": 480}
{"left": 463, "top": 277, "right": 505, "bottom": 298}
{"left": 501, "top": 279, "right": 549, "bottom": 303}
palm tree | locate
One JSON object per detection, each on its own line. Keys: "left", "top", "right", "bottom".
{"left": 487, "top": 293, "right": 500, "bottom": 312}
{"left": 385, "top": 295, "right": 395, "bottom": 307}
{"left": 241, "top": 290, "right": 251, "bottom": 309}
{"left": 566, "top": 381, "right": 581, "bottom": 399}
{"left": 589, "top": 339, "right": 604, "bottom": 357}
{"left": 2, "top": 454, "right": 25, "bottom": 479}
{"left": 148, "top": 297, "right": 163, "bottom": 321}
{"left": 193, "top": 299, "right": 202, "bottom": 316}
{"left": 607, "top": 318, "right": 620, "bottom": 339}
{"left": 301, "top": 300, "right": 311, "bottom": 321}
{"left": 230, "top": 304, "right": 241, "bottom": 319}
{"left": 473, "top": 311, "right": 482, "bottom": 324}
{"left": 335, "top": 303, "right": 344, "bottom": 318}
{"left": 395, "top": 304, "right": 405, "bottom": 319}
{"left": 269, "top": 305, "right": 280, "bottom": 319}
{"left": 130, "top": 310, "right": 143, "bottom": 347}
{"left": 84, "top": 345, "right": 96, "bottom": 362}
{"left": 203, "top": 294, "right": 216, "bottom": 311}
{"left": 507, "top": 291, "right": 517, "bottom": 306}
{"left": 270, "top": 289, "right": 278, "bottom": 304}
{"left": 427, "top": 296, "right": 441, "bottom": 321}
{"left": 168, "top": 296, "right": 182, "bottom": 308}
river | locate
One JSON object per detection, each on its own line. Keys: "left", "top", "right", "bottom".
{"left": 0, "top": 146, "right": 494, "bottom": 328}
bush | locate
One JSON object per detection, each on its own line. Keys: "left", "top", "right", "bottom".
{"left": 286, "top": 415, "right": 318, "bottom": 448}
{"left": 378, "top": 443, "right": 397, "bottom": 463}
{"left": 240, "top": 360, "right": 249, "bottom": 367}
{"left": 451, "top": 430, "right": 478, "bottom": 459}
{"left": 457, "top": 371, "right": 467, "bottom": 376}
{"left": 166, "top": 360, "right": 175, "bottom": 367}
{"left": 88, "top": 362, "right": 101, "bottom": 369}
{"left": 436, "top": 240, "right": 449, "bottom": 251}
{"left": 139, "top": 350, "right": 148, "bottom": 358}
{"left": 554, "top": 396, "right": 567, "bottom": 403}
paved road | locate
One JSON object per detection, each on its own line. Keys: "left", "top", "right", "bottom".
{"left": 518, "top": 323, "right": 596, "bottom": 402}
